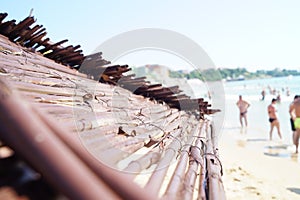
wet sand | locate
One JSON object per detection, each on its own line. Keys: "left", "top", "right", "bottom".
{"left": 219, "top": 127, "right": 300, "bottom": 199}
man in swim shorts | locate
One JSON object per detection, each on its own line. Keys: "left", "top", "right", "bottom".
{"left": 289, "top": 95, "right": 300, "bottom": 153}
{"left": 289, "top": 95, "right": 300, "bottom": 147}
{"left": 236, "top": 95, "right": 250, "bottom": 127}
{"left": 267, "top": 98, "right": 282, "bottom": 141}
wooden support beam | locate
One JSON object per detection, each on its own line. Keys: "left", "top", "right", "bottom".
{"left": 25, "top": 31, "right": 47, "bottom": 47}
{"left": 45, "top": 45, "right": 73, "bottom": 58}
{"left": 39, "top": 39, "right": 69, "bottom": 53}
{"left": 0, "top": 13, "right": 8, "bottom": 23}
{"left": 16, "top": 24, "right": 43, "bottom": 43}
{"left": 0, "top": 20, "right": 16, "bottom": 35}
{"left": 9, "top": 17, "right": 35, "bottom": 40}
{"left": 34, "top": 37, "right": 50, "bottom": 49}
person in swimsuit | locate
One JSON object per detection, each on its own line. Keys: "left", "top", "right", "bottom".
{"left": 267, "top": 98, "right": 282, "bottom": 141}
{"left": 261, "top": 89, "right": 266, "bottom": 101}
{"left": 236, "top": 95, "right": 250, "bottom": 127}
{"left": 289, "top": 95, "right": 300, "bottom": 153}
{"left": 289, "top": 95, "right": 299, "bottom": 148}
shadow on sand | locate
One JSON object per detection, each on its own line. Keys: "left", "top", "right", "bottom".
{"left": 263, "top": 144, "right": 292, "bottom": 158}
{"left": 287, "top": 187, "right": 300, "bottom": 195}
{"left": 264, "top": 144, "right": 289, "bottom": 149}
{"left": 263, "top": 151, "right": 290, "bottom": 158}
{"left": 246, "top": 138, "right": 268, "bottom": 142}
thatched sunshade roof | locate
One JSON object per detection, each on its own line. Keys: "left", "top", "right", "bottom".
{"left": 0, "top": 12, "right": 224, "bottom": 200}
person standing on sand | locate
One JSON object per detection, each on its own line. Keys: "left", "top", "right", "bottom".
{"left": 289, "top": 95, "right": 300, "bottom": 153}
{"left": 289, "top": 95, "right": 299, "bottom": 148}
{"left": 267, "top": 98, "right": 282, "bottom": 141}
{"left": 236, "top": 95, "right": 250, "bottom": 127}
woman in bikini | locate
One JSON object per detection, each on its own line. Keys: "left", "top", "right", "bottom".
{"left": 267, "top": 98, "right": 282, "bottom": 141}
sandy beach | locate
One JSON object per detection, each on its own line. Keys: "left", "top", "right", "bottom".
{"left": 216, "top": 76, "right": 300, "bottom": 199}
{"left": 219, "top": 126, "right": 300, "bottom": 200}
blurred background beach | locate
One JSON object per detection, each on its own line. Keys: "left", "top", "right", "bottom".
{"left": 221, "top": 75, "right": 300, "bottom": 153}
{"left": 216, "top": 75, "right": 300, "bottom": 199}
{"left": 128, "top": 64, "right": 300, "bottom": 199}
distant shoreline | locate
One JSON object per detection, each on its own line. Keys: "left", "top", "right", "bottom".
{"left": 169, "top": 66, "right": 300, "bottom": 82}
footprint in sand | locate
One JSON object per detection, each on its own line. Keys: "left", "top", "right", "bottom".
{"left": 244, "top": 186, "right": 261, "bottom": 196}
{"left": 244, "top": 186, "right": 257, "bottom": 190}
{"left": 238, "top": 166, "right": 251, "bottom": 176}
{"left": 233, "top": 178, "right": 241, "bottom": 182}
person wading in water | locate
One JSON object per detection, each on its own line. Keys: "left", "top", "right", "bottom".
{"left": 236, "top": 95, "right": 250, "bottom": 127}
{"left": 267, "top": 98, "right": 282, "bottom": 141}
{"left": 289, "top": 95, "right": 300, "bottom": 153}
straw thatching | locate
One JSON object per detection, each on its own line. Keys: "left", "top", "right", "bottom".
{"left": 0, "top": 12, "right": 225, "bottom": 200}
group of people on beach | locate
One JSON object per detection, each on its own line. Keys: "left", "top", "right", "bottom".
{"left": 261, "top": 86, "right": 290, "bottom": 102}
{"left": 236, "top": 95, "right": 300, "bottom": 153}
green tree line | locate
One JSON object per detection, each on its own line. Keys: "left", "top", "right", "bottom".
{"left": 170, "top": 68, "right": 300, "bottom": 81}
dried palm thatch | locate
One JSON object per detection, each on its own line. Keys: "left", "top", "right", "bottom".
{"left": 0, "top": 13, "right": 225, "bottom": 200}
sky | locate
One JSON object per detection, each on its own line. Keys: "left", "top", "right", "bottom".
{"left": 1, "top": 0, "right": 300, "bottom": 71}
